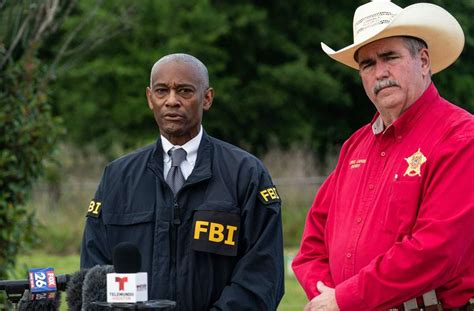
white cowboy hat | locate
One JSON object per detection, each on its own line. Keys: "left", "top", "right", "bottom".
{"left": 321, "top": 0, "right": 464, "bottom": 74}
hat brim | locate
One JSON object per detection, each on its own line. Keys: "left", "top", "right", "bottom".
{"left": 321, "top": 3, "right": 464, "bottom": 74}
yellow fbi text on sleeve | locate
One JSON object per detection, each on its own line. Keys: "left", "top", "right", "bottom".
{"left": 87, "top": 199, "right": 102, "bottom": 218}
{"left": 258, "top": 186, "right": 281, "bottom": 205}
{"left": 191, "top": 210, "right": 240, "bottom": 256}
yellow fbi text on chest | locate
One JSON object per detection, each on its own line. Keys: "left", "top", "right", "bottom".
{"left": 194, "top": 221, "right": 238, "bottom": 245}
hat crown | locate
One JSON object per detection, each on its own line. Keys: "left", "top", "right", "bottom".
{"left": 353, "top": 0, "right": 402, "bottom": 43}
{"left": 321, "top": 1, "right": 464, "bottom": 74}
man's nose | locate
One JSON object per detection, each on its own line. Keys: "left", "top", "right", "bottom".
{"left": 375, "top": 62, "right": 390, "bottom": 80}
{"left": 166, "top": 90, "right": 180, "bottom": 106}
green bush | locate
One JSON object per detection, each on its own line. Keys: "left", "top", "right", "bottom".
{"left": 0, "top": 60, "right": 63, "bottom": 279}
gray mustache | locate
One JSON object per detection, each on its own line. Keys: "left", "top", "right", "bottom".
{"left": 374, "top": 80, "right": 400, "bottom": 94}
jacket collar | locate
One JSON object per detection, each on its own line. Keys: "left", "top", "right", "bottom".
{"left": 147, "top": 129, "right": 212, "bottom": 183}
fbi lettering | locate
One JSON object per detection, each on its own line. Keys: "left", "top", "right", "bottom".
{"left": 87, "top": 199, "right": 102, "bottom": 218}
{"left": 258, "top": 186, "right": 281, "bottom": 205}
{"left": 191, "top": 210, "right": 240, "bottom": 256}
{"left": 194, "top": 221, "right": 238, "bottom": 245}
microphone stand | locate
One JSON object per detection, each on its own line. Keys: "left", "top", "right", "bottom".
{"left": 92, "top": 299, "right": 176, "bottom": 310}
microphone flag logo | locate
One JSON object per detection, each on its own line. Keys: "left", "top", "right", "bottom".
{"left": 115, "top": 276, "right": 128, "bottom": 291}
{"left": 28, "top": 267, "right": 57, "bottom": 300}
{"left": 107, "top": 273, "right": 148, "bottom": 303}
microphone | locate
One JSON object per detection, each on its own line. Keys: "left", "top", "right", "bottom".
{"left": 82, "top": 265, "right": 114, "bottom": 311}
{"left": 113, "top": 242, "right": 142, "bottom": 274}
{"left": 106, "top": 242, "right": 148, "bottom": 303}
{"left": 86, "top": 243, "right": 176, "bottom": 310}
{"left": 65, "top": 269, "right": 89, "bottom": 311}
{"left": 5, "top": 268, "right": 69, "bottom": 311}
{"left": 0, "top": 274, "right": 70, "bottom": 292}
{"left": 18, "top": 290, "right": 61, "bottom": 311}
{"left": 0, "top": 271, "right": 69, "bottom": 308}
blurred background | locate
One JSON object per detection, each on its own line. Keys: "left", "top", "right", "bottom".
{"left": 1, "top": 0, "right": 473, "bottom": 309}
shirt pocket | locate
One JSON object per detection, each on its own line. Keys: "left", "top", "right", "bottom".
{"left": 191, "top": 201, "right": 241, "bottom": 256}
{"left": 383, "top": 180, "right": 422, "bottom": 237}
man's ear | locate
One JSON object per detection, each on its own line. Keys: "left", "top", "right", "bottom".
{"left": 146, "top": 87, "right": 154, "bottom": 110}
{"left": 419, "top": 48, "right": 431, "bottom": 77}
{"left": 203, "top": 87, "right": 214, "bottom": 111}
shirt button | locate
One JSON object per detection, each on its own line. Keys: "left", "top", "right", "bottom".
{"left": 346, "top": 253, "right": 352, "bottom": 258}
{"left": 356, "top": 217, "right": 362, "bottom": 223}
{"left": 368, "top": 184, "right": 375, "bottom": 190}
{"left": 381, "top": 151, "right": 386, "bottom": 157}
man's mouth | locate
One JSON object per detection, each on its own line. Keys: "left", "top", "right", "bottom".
{"left": 164, "top": 113, "right": 184, "bottom": 120}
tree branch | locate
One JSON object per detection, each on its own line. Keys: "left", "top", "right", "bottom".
{"left": 49, "top": 0, "right": 78, "bottom": 34}
{"left": 33, "top": 0, "right": 60, "bottom": 44}
{"left": 0, "top": 12, "right": 31, "bottom": 70}
{"left": 40, "top": 0, "right": 104, "bottom": 88}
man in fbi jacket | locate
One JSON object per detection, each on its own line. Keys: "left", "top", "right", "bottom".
{"left": 80, "top": 53, "right": 284, "bottom": 310}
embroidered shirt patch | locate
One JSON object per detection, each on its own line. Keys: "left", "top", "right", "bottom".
{"left": 87, "top": 199, "right": 102, "bottom": 218}
{"left": 258, "top": 186, "right": 281, "bottom": 205}
{"left": 191, "top": 210, "right": 240, "bottom": 256}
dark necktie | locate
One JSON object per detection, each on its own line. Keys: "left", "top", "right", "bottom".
{"left": 166, "top": 148, "right": 187, "bottom": 194}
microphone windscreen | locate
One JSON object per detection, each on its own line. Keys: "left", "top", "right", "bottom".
{"left": 82, "top": 265, "right": 114, "bottom": 311}
{"left": 113, "top": 242, "right": 141, "bottom": 273}
{"left": 65, "top": 269, "right": 89, "bottom": 311}
{"left": 18, "top": 290, "right": 61, "bottom": 311}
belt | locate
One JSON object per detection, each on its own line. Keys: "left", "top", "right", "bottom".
{"left": 444, "top": 300, "right": 474, "bottom": 311}
{"left": 389, "top": 295, "right": 474, "bottom": 311}
{"left": 391, "top": 303, "right": 473, "bottom": 311}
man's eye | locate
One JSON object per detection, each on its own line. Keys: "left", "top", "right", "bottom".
{"left": 178, "top": 88, "right": 193, "bottom": 95}
{"left": 155, "top": 88, "right": 168, "bottom": 94}
{"left": 360, "top": 63, "right": 373, "bottom": 70}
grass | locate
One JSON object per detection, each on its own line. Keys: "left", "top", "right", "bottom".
{"left": 8, "top": 251, "right": 307, "bottom": 310}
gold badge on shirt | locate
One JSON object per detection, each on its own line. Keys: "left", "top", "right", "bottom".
{"left": 404, "top": 148, "right": 427, "bottom": 177}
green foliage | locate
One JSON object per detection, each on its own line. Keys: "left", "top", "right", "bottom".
{"left": 0, "top": 0, "right": 71, "bottom": 281}
{"left": 0, "top": 60, "right": 62, "bottom": 278}
{"left": 0, "top": 0, "right": 130, "bottom": 284}
{"left": 49, "top": 0, "right": 473, "bottom": 161}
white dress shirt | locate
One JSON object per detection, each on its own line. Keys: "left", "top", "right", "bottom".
{"left": 161, "top": 126, "right": 202, "bottom": 180}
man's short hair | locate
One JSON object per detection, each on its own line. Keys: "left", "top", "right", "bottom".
{"left": 402, "top": 36, "right": 428, "bottom": 58}
{"left": 354, "top": 36, "right": 428, "bottom": 63}
{"left": 150, "top": 53, "right": 209, "bottom": 89}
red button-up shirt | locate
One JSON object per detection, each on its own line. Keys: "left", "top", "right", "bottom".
{"left": 292, "top": 84, "right": 474, "bottom": 310}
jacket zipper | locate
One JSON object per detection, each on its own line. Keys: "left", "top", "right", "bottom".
{"left": 171, "top": 198, "right": 180, "bottom": 303}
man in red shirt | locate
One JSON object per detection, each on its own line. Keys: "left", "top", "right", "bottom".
{"left": 292, "top": 1, "right": 474, "bottom": 310}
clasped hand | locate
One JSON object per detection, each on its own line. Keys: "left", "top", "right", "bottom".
{"left": 303, "top": 281, "right": 340, "bottom": 311}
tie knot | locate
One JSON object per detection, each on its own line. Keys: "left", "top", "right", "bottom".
{"left": 169, "top": 148, "right": 187, "bottom": 167}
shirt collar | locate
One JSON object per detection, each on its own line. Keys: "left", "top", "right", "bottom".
{"left": 370, "top": 83, "right": 438, "bottom": 138}
{"left": 161, "top": 126, "right": 203, "bottom": 165}
{"left": 371, "top": 115, "right": 385, "bottom": 135}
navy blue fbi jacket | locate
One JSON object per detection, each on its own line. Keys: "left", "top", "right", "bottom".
{"left": 80, "top": 131, "right": 285, "bottom": 310}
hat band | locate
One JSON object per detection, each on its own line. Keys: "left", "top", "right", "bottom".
{"left": 355, "top": 11, "right": 395, "bottom": 36}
